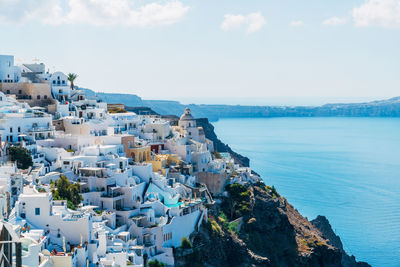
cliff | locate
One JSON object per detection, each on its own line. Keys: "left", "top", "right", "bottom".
{"left": 175, "top": 117, "right": 369, "bottom": 266}
{"left": 311, "top": 216, "right": 370, "bottom": 267}
{"left": 175, "top": 183, "right": 370, "bottom": 267}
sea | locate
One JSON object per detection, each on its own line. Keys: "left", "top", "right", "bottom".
{"left": 212, "top": 117, "right": 400, "bottom": 267}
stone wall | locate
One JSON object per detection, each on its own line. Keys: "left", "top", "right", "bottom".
{"left": 0, "top": 82, "right": 55, "bottom": 107}
{"left": 196, "top": 172, "right": 228, "bottom": 195}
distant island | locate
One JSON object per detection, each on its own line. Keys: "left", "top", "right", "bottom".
{"left": 83, "top": 88, "right": 400, "bottom": 121}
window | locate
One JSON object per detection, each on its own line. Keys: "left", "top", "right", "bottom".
{"left": 37, "top": 95, "right": 40, "bottom": 99}
{"left": 9, "top": 127, "right": 12, "bottom": 133}
{"left": 53, "top": 80, "right": 56, "bottom": 84}
{"left": 18, "top": 90, "right": 22, "bottom": 94}
{"left": 44, "top": 95, "right": 47, "bottom": 99}
{"left": 35, "top": 208, "right": 40, "bottom": 215}
{"left": 6, "top": 90, "right": 10, "bottom": 94}
{"left": 18, "top": 127, "right": 20, "bottom": 132}
{"left": 59, "top": 89, "right": 62, "bottom": 93}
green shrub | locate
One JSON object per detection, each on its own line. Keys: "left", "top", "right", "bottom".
{"left": 9, "top": 146, "right": 33, "bottom": 169}
{"left": 217, "top": 212, "right": 228, "bottom": 227}
{"left": 52, "top": 175, "right": 83, "bottom": 209}
{"left": 265, "top": 185, "right": 280, "bottom": 198}
{"left": 148, "top": 259, "right": 165, "bottom": 267}
{"left": 227, "top": 220, "right": 239, "bottom": 234}
{"left": 223, "top": 183, "right": 252, "bottom": 219}
{"left": 180, "top": 237, "right": 192, "bottom": 249}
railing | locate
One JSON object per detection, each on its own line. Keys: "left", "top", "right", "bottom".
{"left": 28, "top": 126, "right": 55, "bottom": 132}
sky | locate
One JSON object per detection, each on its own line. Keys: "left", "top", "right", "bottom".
{"left": 0, "top": 0, "right": 399, "bottom": 105}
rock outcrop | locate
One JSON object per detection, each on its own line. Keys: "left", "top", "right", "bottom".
{"left": 175, "top": 183, "right": 370, "bottom": 267}
{"left": 311, "top": 216, "right": 370, "bottom": 267}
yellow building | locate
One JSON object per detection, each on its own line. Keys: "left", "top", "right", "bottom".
{"left": 146, "top": 154, "right": 188, "bottom": 177}
{"left": 146, "top": 154, "right": 169, "bottom": 176}
{"left": 121, "top": 135, "right": 151, "bottom": 162}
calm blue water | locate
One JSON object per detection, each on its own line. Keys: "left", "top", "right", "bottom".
{"left": 213, "top": 117, "right": 400, "bottom": 267}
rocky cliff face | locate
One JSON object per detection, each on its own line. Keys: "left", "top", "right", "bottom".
{"left": 174, "top": 118, "right": 369, "bottom": 267}
{"left": 175, "top": 183, "right": 370, "bottom": 267}
{"left": 311, "top": 216, "right": 370, "bottom": 267}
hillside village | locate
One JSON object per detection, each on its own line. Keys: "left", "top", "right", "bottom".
{"left": 0, "top": 55, "right": 260, "bottom": 267}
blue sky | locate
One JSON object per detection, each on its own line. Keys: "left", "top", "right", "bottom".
{"left": 0, "top": 0, "right": 399, "bottom": 104}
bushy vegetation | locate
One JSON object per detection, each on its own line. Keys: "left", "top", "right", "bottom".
{"left": 222, "top": 183, "right": 252, "bottom": 219}
{"left": 148, "top": 259, "right": 165, "bottom": 267}
{"left": 217, "top": 211, "right": 228, "bottom": 226}
{"left": 207, "top": 217, "right": 223, "bottom": 237}
{"left": 265, "top": 185, "right": 280, "bottom": 199}
{"left": 9, "top": 146, "right": 33, "bottom": 169}
{"left": 227, "top": 220, "right": 240, "bottom": 234}
{"left": 299, "top": 236, "right": 326, "bottom": 253}
{"left": 216, "top": 211, "right": 241, "bottom": 234}
{"left": 180, "top": 237, "right": 192, "bottom": 249}
{"left": 51, "top": 175, "right": 82, "bottom": 210}
{"left": 247, "top": 217, "right": 256, "bottom": 224}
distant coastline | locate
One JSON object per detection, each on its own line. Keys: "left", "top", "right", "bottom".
{"left": 82, "top": 88, "right": 400, "bottom": 121}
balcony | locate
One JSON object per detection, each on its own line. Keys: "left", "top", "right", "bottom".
{"left": 28, "top": 126, "right": 55, "bottom": 133}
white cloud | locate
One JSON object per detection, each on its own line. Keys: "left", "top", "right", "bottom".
{"left": 221, "top": 12, "right": 266, "bottom": 33}
{"left": 353, "top": 0, "right": 400, "bottom": 28}
{"left": 221, "top": 14, "right": 246, "bottom": 31}
{"left": 289, "top": 20, "right": 305, "bottom": 27}
{"left": 0, "top": 0, "right": 189, "bottom": 27}
{"left": 322, "top": 16, "right": 347, "bottom": 26}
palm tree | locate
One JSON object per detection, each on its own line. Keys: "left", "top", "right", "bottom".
{"left": 67, "top": 73, "right": 78, "bottom": 90}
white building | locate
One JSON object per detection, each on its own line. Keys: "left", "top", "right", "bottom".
{"left": 0, "top": 55, "right": 21, "bottom": 83}
{"left": 0, "top": 92, "right": 54, "bottom": 143}
{"left": 14, "top": 186, "right": 93, "bottom": 246}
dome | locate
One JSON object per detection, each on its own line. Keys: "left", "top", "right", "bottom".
{"left": 180, "top": 108, "right": 194, "bottom": 121}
